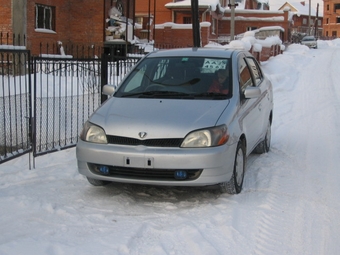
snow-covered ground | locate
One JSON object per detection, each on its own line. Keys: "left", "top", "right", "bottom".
{"left": 1, "top": 40, "right": 340, "bottom": 255}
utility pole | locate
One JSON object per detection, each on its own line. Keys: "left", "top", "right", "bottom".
{"left": 148, "top": 0, "right": 151, "bottom": 42}
{"left": 229, "top": 0, "right": 237, "bottom": 42}
{"left": 191, "top": 0, "right": 201, "bottom": 47}
{"left": 315, "top": 3, "right": 319, "bottom": 38}
{"left": 308, "top": 0, "right": 311, "bottom": 35}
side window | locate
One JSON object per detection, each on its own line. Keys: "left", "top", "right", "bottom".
{"left": 238, "top": 57, "right": 254, "bottom": 92}
{"left": 245, "top": 57, "right": 263, "bottom": 86}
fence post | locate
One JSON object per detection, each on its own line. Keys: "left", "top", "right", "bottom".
{"left": 101, "top": 52, "right": 108, "bottom": 104}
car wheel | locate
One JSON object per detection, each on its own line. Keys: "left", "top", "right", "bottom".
{"left": 254, "top": 121, "right": 271, "bottom": 154}
{"left": 219, "top": 141, "right": 245, "bottom": 194}
{"left": 86, "top": 177, "right": 111, "bottom": 186}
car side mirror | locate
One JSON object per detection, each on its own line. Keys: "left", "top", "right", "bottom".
{"left": 102, "top": 84, "right": 116, "bottom": 96}
{"left": 244, "top": 86, "right": 261, "bottom": 99}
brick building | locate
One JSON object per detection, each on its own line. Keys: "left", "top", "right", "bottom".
{"left": 323, "top": 0, "right": 340, "bottom": 37}
{"left": 1, "top": 0, "right": 327, "bottom": 56}
{"left": 134, "top": 0, "right": 290, "bottom": 46}
{"left": 0, "top": 0, "right": 134, "bottom": 56}
{"left": 275, "top": 1, "right": 323, "bottom": 38}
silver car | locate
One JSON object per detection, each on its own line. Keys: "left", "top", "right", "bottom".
{"left": 300, "top": 35, "right": 317, "bottom": 49}
{"left": 76, "top": 48, "right": 273, "bottom": 194}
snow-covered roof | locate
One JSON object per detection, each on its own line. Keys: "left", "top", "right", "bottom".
{"left": 165, "top": 0, "right": 225, "bottom": 12}
{"left": 269, "top": 0, "right": 323, "bottom": 15}
{"left": 277, "top": 1, "right": 317, "bottom": 16}
{"left": 164, "top": 0, "right": 322, "bottom": 16}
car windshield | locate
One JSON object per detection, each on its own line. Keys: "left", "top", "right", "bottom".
{"left": 114, "top": 56, "right": 232, "bottom": 100}
{"left": 302, "top": 37, "right": 315, "bottom": 41}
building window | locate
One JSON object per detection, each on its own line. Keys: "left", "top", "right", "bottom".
{"left": 183, "top": 17, "right": 192, "bottom": 24}
{"left": 337, "top": 17, "right": 340, "bottom": 23}
{"left": 335, "top": 4, "right": 340, "bottom": 11}
{"left": 35, "top": 4, "right": 55, "bottom": 30}
{"left": 302, "top": 18, "right": 307, "bottom": 25}
{"left": 326, "top": 18, "right": 329, "bottom": 24}
{"left": 332, "top": 31, "right": 337, "bottom": 37}
{"left": 116, "top": 0, "right": 124, "bottom": 15}
{"left": 135, "top": 17, "right": 143, "bottom": 25}
{"left": 327, "top": 4, "right": 329, "bottom": 11}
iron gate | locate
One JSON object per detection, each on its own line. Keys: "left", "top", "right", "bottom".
{"left": 1, "top": 50, "right": 142, "bottom": 166}
{"left": 32, "top": 56, "right": 102, "bottom": 159}
{"left": 0, "top": 48, "right": 32, "bottom": 164}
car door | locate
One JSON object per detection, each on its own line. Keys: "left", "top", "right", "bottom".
{"left": 245, "top": 56, "right": 272, "bottom": 141}
{"left": 237, "top": 53, "right": 263, "bottom": 154}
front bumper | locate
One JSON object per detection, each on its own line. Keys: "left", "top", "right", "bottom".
{"left": 76, "top": 139, "right": 236, "bottom": 187}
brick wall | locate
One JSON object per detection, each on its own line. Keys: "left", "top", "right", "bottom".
{"left": 0, "top": 0, "right": 13, "bottom": 43}
{"left": 220, "top": 10, "right": 290, "bottom": 42}
{"left": 149, "top": 24, "right": 210, "bottom": 48}
{"left": 25, "top": 0, "right": 105, "bottom": 56}
{"left": 135, "top": 0, "right": 172, "bottom": 24}
{"left": 138, "top": 24, "right": 282, "bottom": 62}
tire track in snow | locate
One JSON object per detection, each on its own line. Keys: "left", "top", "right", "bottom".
{"left": 242, "top": 46, "right": 340, "bottom": 255}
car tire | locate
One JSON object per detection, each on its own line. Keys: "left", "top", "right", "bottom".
{"left": 86, "top": 177, "right": 111, "bottom": 186}
{"left": 254, "top": 121, "right": 271, "bottom": 154}
{"left": 219, "top": 140, "right": 245, "bottom": 194}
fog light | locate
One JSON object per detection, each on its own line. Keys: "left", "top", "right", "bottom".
{"left": 174, "top": 170, "right": 187, "bottom": 180}
{"left": 99, "top": 165, "right": 109, "bottom": 175}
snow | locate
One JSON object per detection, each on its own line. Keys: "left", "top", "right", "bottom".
{"left": 1, "top": 39, "right": 340, "bottom": 254}
{"left": 205, "top": 31, "right": 284, "bottom": 51}
{"left": 165, "top": 0, "right": 221, "bottom": 11}
{"left": 0, "top": 45, "right": 26, "bottom": 50}
{"left": 163, "top": 0, "right": 323, "bottom": 14}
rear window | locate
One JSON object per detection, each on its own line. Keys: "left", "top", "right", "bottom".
{"left": 302, "top": 37, "right": 315, "bottom": 41}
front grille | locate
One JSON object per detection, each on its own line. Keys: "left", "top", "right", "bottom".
{"left": 106, "top": 135, "right": 183, "bottom": 147}
{"left": 89, "top": 164, "right": 202, "bottom": 181}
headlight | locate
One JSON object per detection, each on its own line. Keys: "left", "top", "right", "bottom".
{"left": 79, "top": 121, "right": 107, "bottom": 144}
{"left": 181, "top": 125, "right": 229, "bottom": 148}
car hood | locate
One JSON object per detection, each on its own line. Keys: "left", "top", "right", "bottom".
{"left": 89, "top": 97, "right": 229, "bottom": 139}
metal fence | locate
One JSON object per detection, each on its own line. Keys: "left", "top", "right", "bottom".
{"left": 32, "top": 57, "right": 102, "bottom": 159}
{"left": 1, "top": 47, "right": 142, "bottom": 166}
{"left": 0, "top": 48, "right": 32, "bottom": 164}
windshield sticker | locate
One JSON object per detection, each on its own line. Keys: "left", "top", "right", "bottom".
{"left": 202, "top": 59, "right": 227, "bottom": 73}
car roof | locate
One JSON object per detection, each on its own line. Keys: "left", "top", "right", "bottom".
{"left": 145, "top": 47, "right": 243, "bottom": 58}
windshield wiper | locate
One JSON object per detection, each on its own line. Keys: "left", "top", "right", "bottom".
{"left": 121, "top": 91, "right": 194, "bottom": 99}
{"left": 121, "top": 91, "right": 156, "bottom": 97}
{"left": 194, "top": 92, "right": 229, "bottom": 99}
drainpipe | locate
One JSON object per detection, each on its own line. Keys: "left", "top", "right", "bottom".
{"left": 202, "top": 8, "right": 210, "bottom": 21}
